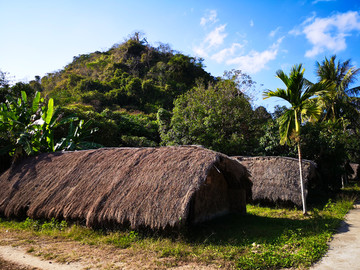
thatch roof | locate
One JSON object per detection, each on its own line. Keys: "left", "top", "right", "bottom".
{"left": 234, "top": 156, "right": 318, "bottom": 207}
{"left": 349, "top": 163, "right": 360, "bottom": 181}
{"left": 0, "top": 146, "right": 250, "bottom": 230}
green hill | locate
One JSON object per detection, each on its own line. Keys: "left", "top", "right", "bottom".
{"left": 34, "top": 34, "right": 215, "bottom": 147}
{"left": 41, "top": 34, "right": 214, "bottom": 114}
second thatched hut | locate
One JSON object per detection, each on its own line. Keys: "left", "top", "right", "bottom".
{"left": 349, "top": 163, "right": 360, "bottom": 181}
{"left": 0, "top": 146, "right": 251, "bottom": 230}
{"left": 234, "top": 156, "right": 320, "bottom": 207}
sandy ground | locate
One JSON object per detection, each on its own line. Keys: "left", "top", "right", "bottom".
{"left": 0, "top": 229, "right": 220, "bottom": 270}
{"left": 0, "top": 245, "right": 84, "bottom": 270}
{"left": 0, "top": 244, "right": 218, "bottom": 270}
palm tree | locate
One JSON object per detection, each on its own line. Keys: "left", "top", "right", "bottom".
{"left": 316, "top": 55, "right": 360, "bottom": 122}
{"left": 264, "top": 64, "right": 323, "bottom": 214}
{"left": 316, "top": 56, "right": 360, "bottom": 187}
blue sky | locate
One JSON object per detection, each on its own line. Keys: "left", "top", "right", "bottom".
{"left": 1, "top": 0, "right": 360, "bottom": 111}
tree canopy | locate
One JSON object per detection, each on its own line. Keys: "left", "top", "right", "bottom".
{"left": 161, "top": 74, "right": 268, "bottom": 156}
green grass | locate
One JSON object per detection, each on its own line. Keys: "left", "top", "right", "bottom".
{"left": 0, "top": 186, "right": 358, "bottom": 269}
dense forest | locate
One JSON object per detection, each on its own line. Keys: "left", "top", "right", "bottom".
{"left": 1, "top": 33, "right": 360, "bottom": 193}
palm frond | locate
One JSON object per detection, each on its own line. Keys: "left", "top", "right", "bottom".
{"left": 277, "top": 108, "right": 295, "bottom": 145}
{"left": 275, "top": 69, "right": 289, "bottom": 87}
{"left": 263, "top": 88, "right": 289, "bottom": 101}
{"left": 301, "top": 99, "right": 322, "bottom": 123}
{"left": 301, "top": 81, "right": 327, "bottom": 102}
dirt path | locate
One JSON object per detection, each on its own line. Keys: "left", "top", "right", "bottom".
{"left": 0, "top": 245, "right": 84, "bottom": 269}
{"left": 311, "top": 203, "right": 360, "bottom": 269}
{"left": 0, "top": 229, "right": 219, "bottom": 270}
{"left": 0, "top": 256, "right": 34, "bottom": 270}
{"left": 0, "top": 244, "right": 217, "bottom": 270}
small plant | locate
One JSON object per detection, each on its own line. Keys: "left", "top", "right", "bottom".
{"left": 41, "top": 218, "right": 68, "bottom": 231}
{"left": 21, "top": 217, "right": 41, "bottom": 231}
{"left": 18, "top": 217, "right": 67, "bottom": 232}
{"left": 26, "top": 246, "right": 35, "bottom": 253}
{"left": 104, "top": 230, "right": 138, "bottom": 248}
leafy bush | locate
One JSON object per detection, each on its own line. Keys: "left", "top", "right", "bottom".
{"left": 21, "top": 217, "right": 68, "bottom": 232}
{"left": 162, "top": 78, "right": 265, "bottom": 156}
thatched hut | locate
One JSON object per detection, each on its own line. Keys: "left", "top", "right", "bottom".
{"left": 233, "top": 156, "right": 320, "bottom": 207}
{"left": 349, "top": 163, "right": 360, "bottom": 181}
{"left": 0, "top": 146, "right": 250, "bottom": 230}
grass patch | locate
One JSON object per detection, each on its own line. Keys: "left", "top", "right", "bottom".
{"left": 26, "top": 246, "right": 35, "bottom": 253}
{"left": 0, "top": 186, "right": 358, "bottom": 269}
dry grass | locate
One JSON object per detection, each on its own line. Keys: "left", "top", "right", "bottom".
{"left": 234, "top": 156, "right": 320, "bottom": 206}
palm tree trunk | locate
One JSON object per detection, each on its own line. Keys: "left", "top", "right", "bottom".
{"left": 297, "top": 142, "right": 307, "bottom": 215}
{"left": 332, "top": 103, "right": 336, "bottom": 122}
{"left": 294, "top": 110, "right": 307, "bottom": 215}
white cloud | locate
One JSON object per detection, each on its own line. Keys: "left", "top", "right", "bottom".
{"left": 289, "top": 12, "right": 316, "bottom": 36}
{"left": 211, "top": 43, "right": 244, "bottom": 63}
{"left": 204, "top": 24, "right": 227, "bottom": 48}
{"left": 200, "top": 10, "right": 218, "bottom": 26}
{"left": 269, "top": 27, "right": 281, "bottom": 37}
{"left": 193, "top": 24, "right": 228, "bottom": 59}
{"left": 193, "top": 12, "right": 283, "bottom": 74}
{"left": 250, "top": 20, "right": 254, "bottom": 27}
{"left": 288, "top": 28, "right": 301, "bottom": 36}
{"left": 292, "top": 11, "right": 360, "bottom": 58}
{"left": 312, "top": 0, "right": 335, "bottom": 4}
{"left": 226, "top": 37, "right": 284, "bottom": 74}
{"left": 193, "top": 45, "right": 208, "bottom": 58}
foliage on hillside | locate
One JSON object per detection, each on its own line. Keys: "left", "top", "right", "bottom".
{"left": 40, "top": 34, "right": 213, "bottom": 113}
{"left": 57, "top": 104, "right": 159, "bottom": 147}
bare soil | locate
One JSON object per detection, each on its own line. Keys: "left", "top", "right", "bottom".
{"left": 0, "top": 256, "right": 34, "bottom": 270}
{"left": 0, "top": 229, "right": 220, "bottom": 270}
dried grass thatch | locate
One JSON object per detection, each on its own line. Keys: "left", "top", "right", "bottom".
{"left": 349, "top": 163, "right": 360, "bottom": 181}
{"left": 0, "top": 146, "right": 250, "bottom": 230}
{"left": 233, "top": 156, "right": 319, "bottom": 207}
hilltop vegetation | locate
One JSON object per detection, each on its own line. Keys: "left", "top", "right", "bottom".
{"left": 37, "top": 33, "right": 221, "bottom": 148}
{"left": 41, "top": 33, "right": 213, "bottom": 113}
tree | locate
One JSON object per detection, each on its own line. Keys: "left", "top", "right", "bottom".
{"left": 163, "top": 74, "right": 261, "bottom": 156}
{"left": 263, "top": 64, "right": 323, "bottom": 214}
{"left": 315, "top": 56, "right": 360, "bottom": 184}
{"left": 316, "top": 55, "right": 360, "bottom": 122}
{"left": 0, "top": 70, "right": 9, "bottom": 87}
{"left": 301, "top": 120, "right": 347, "bottom": 191}
{"left": 223, "top": 69, "right": 257, "bottom": 98}
{"left": 0, "top": 70, "right": 10, "bottom": 103}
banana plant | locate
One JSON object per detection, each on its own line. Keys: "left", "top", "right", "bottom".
{"left": 0, "top": 91, "right": 43, "bottom": 159}
{"left": 55, "top": 119, "right": 101, "bottom": 151}
{"left": 0, "top": 91, "right": 98, "bottom": 163}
